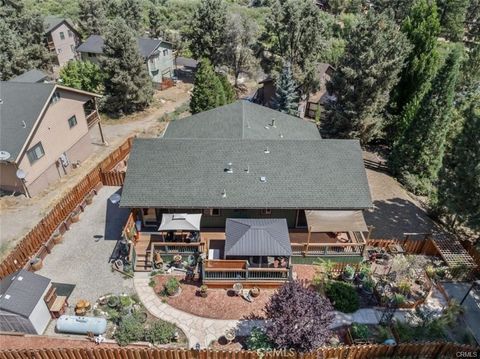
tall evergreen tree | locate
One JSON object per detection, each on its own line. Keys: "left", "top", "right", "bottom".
{"left": 148, "top": 5, "right": 168, "bottom": 38}
{"left": 119, "top": 0, "right": 144, "bottom": 34}
{"left": 218, "top": 74, "right": 236, "bottom": 104}
{"left": 323, "top": 12, "right": 411, "bottom": 143}
{"left": 436, "top": 99, "right": 480, "bottom": 231}
{"left": 273, "top": 62, "right": 299, "bottom": 116}
{"left": 437, "top": 0, "right": 469, "bottom": 41}
{"left": 390, "top": 46, "right": 463, "bottom": 194}
{"left": 370, "top": 0, "right": 413, "bottom": 23}
{"left": 185, "top": 0, "right": 228, "bottom": 66}
{"left": 388, "top": 0, "right": 440, "bottom": 142}
{"left": 78, "top": 0, "right": 107, "bottom": 37}
{"left": 0, "top": 2, "right": 52, "bottom": 80}
{"left": 190, "top": 59, "right": 226, "bottom": 114}
{"left": 259, "top": 0, "right": 332, "bottom": 95}
{"left": 100, "top": 18, "right": 153, "bottom": 115}
{"left": 465, "top": 0, "right": 480, "bottom": 45}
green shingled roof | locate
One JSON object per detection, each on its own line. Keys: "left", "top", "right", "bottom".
{"left": 120, "top": 138, "right": 372, "bottom": 209}
{"left": 163, "top": 101, "right": 321, "bottom": 140}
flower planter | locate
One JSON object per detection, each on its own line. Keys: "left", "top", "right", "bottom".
{"left": 250, "top": 287, "right": 260, "bottom": 298}
{"left": 85, "top": 193, "right": 94, "bottom": 205}
{"left": 52, "top": 231, "right": 63, "bottom": 244}
{"left": 70, "top": 210, "right": 81, "bottom": 223}
{"left": 30, "top": 257, "right": 43, "bottom": 271}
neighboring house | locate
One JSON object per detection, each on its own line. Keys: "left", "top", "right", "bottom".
{"left": 9, "top": 69, "right": 51, "bottom": 84}
{"left": 0, "top": 82, "right": 105, "bottom": 197}
{"left": 251, "top": 63, "right": 335, "bottom": 118}
{"left": 44, "top": 16, "right": 80, "bottom": 69}
{"left": 120, "top": 101, "right": 372, "bottom": 286}
{"left": 77, "top": 35, "right": 174, "bottom": 83}
{"left": 174, "top": 57, "right": 198, "bottom": 80}
{"left": 0, "top": 270, "right": 66, "bottom": 334}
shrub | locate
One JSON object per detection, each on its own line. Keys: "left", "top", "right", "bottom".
{"left": 246, "top": 327, "right": 274, "bottom": 351}
{"left": 325, "top": 281, "right": 359, "bottom": 313}
{"left": 145, "top": 320, "right": 177, "bottom": 344}
{"left": 115, "top": 316, "right": 145, "bottom": 346}
{"left": 164, "top": 277, "right": 180, "bottom": 295}
{"left": 351, "top": 323, "right": 370, "bottom": 340}
{"left": 264, "top": 280, "right": 335, "bottom": 351}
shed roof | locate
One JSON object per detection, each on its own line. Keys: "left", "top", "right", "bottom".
{"left": 225, "top": 218, "right": 292, "bottom": 257}
{"left": 120, "top": 138, "right": 372, "bottom": 209}
{"left": 163, "top": 101, "right": 321, "bottom": 140}
{"left": 76, "top": 35, "right": 166, "bottom": 58}
{"left": 9, "top": 69, "right": 49, "bottom": 83}
{"left": 0, "top": 269, "right": 51, "bottom": 317}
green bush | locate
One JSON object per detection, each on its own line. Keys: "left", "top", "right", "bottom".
{"left": 246, "top": 327, "right": 274, "bottom": 351}
{"left": 164, "top": 277, "right": 180, "bottom": 295}
{"left": 325, "top": 281, "right": 359, "bottom": 313}
{"left": 145, "top": 320, "right": 177, "bottom": 344}
{"left": 115, "top": 316, "right": 145, "bottom": 346}
{"left": 351, "top": 323, "right": 370, "bottom": 340}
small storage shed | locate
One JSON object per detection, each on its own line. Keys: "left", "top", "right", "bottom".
{"left": 0, "top": 269, "right": 52, "bottom": 334}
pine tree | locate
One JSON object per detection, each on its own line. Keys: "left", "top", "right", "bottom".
{"left": 388, "top": 0, "right": 440, "bottom": 142}
{"left": 273, "top": 62, "right": 299, "bottom": 116}
{"left": 100, "top": 18, "right": 153, "bottom": 115}
{"left": 437, "top": 0, "right": 469, "bottom": 42}
{"left": 390, "top": 46, "right": 463, "bottom": 194}
{"left": 119, "top": 0, "right": 144, "bottom": 34}
{"left": 148, "top": 5, "right": 168, "bottom": 38}
{"left": 436, "top": 99, "right": 480, "bottom": 231}
{"left": 218, "top": 75, "right": 236, "bottom": 104}
{"left": 190, "top": 59, "right": 226, "bottom": 114}
{"left": 185, "top": 0, "right": 228, "bottom": 66}
{"left": 78, "top": 0, "right": 107, "bottom": 37}
{"left": 323, "top": 12, "right": 411, "bottom": 143}
{"left": 370, "top": 0, "right": 413, "bottom": 23}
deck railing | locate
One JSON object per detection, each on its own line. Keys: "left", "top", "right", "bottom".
{"left": 291, "top": 242, "right": 365, "bottom": 256}
{"left": 85, "top": 111, "right": 100, "bottom": 128}
{"left": 202, "top": 260, "right": 291, "bottom": 282}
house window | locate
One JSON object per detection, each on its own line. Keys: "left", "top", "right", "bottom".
{"left": 203, "top": 208, "right": 221, "bottom": 216}
{"left": 261, "top": 209, "right": 272, "bottom": 215}
{"left": 68, "top": 30, "right": 73, "bottom": 38}
{"left": 70, "top": 45, "right": 75, "bottom": 53}
{"left": 68, "top": 115, "right": 77, "bottom": 128}
{"left": 27, "top": 142, "right": 45, "bottom": 164}
{"left": 60, "top": 32, "right": 65, "bottom": 40}
{"left": 88, "top": 52, "right": 94, "bottom": 57}
{"left": 57, "top": 48, "right": 62, "bottom": 54}
{"left": 163, "top": 49, "right": 168, "bottom": 56}
{"left": 50, "top": 91, "right": 61, "bottom": 105}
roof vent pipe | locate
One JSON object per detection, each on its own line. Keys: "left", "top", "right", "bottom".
{"left": 264, "top": 146, "right": 270, "bottom": 154}
{"left": 245, "top": 165, "right": 250, "bottom": 173}
{"left": 21, "top": 121, "right": 26, "bottom": 128}
{"left": 271, "top": 119, "right": 276, "bottom": 128}
{"left": 222, "top": 189, "right": 227, "bottom": 198}
{"left": 224, "top": 162, "right": 233, "bottom": 173}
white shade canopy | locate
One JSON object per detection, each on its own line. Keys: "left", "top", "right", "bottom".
{"left": 158, "top": 213, "right": 202, "bottom": 232}
{"left": 305, "top": 210, "right": 368, "bottom": 233}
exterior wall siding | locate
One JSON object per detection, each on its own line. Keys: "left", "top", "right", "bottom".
{"left": 27, "top": 285, "right": 52, "bottom": 334}
{"left": 149, "top": 208, "right": 299, "bottom": 228}
{"left": 50, "top": 23, "right": 79, "bottom": 67}
{"left": 0, "top": 163, "right": 24, "bottom": 194}
{"left": 15, "top": 89, "right": 94, "bottom": 196}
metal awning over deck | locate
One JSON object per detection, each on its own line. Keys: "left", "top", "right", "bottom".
{"left": 158, "top": 213, "right": 202, "bottom": 231}
{"left": 225, "top": 218, "right": 292, "bottom": 257}
{"left": 305, "top": 210, "right": 368, "bottom": 232}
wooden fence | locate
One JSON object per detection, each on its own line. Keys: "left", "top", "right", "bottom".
{"left": 0, "top": 342, "right": 478, "bottom": 359}
{"left": 366, "top": 235, "right": 439, "bottom": 256}
{"left": 0, "top": 137, "right": 134, "bottom": 280}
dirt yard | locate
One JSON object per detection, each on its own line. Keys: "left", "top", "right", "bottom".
{"left": 153, "top": 275, "right": 271, "bottom": 320}
{"left": 0, "top": 83, "right": 192, "bottom": 260}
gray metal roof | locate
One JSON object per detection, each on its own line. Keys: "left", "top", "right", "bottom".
{"left": 164, "top": 101, "right": 321, "bottom": 140}
{"left": 175, "top": 57, "right": 198, "bottom": 68}
{"left": 9, "top": 69, "right": 49, "bottom": 83}
{"left": 77, "top": 35, "right": 165, "bottom": 58}
{"left": 225, "top": 218, "right": 292, "bottom": 257}
{"left": 120, "top": 138, "right": 372, "bottom": 209}
{"left": 0, "top": 269, "right": 51, "bottom": 317}
{"left": 0, "top": 82, "right": 55, "bottom": 160}
{"left": 44, "top": 16, "right": 76, "bottom": 34}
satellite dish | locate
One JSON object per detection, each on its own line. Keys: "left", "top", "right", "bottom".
{"left": 0, "top": 150, "right": 11, "bottom": 161}
{"left": 16, "top": 169, "right": 26, "bottom": 180}
{"left": 109, "top": 193, "right": 121, "bottom": 204}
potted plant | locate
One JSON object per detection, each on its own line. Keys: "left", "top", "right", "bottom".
{"left": 70, "top": 208, "right": 81, "bottom": 223}
{"left": 173, "top": 254, "right": 182, "bottom": 268}
{"left": 199, "top": 284, "right": 208, "bottom": 298}
{"left": 393, "top": 293, "right": 406, "bottom": 306}
{"left": 250, "top": 287, "right": 260, "bottom": 298}
{"left": 164, "top": 277, "right": 180, "bottom": 296}
{"left": 397, "top": 279, "right": 411, "bottom": 295}
{"left": 30, "top": 257, "right": 43, "bottom": 271}
{"left": 362, "top": 278, "right": 375, "bottom": 295}
{"left": 356, "top": 263, "right": 371, "bottom": 283}
{"left": 85, "top": 192, "right": 94, "bottom": 205}
{"left": 342, "top": 265, "right": 355, "bottom": 282}
{"left": 107, "top": 295, "right": 120, "bottom": 308}
{"left": 52, "top": 230, "right": 63, "bottom": 244}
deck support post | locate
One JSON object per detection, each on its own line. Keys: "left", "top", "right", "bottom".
{"left": 305, "top": 226, "right": 312, "bottom": 256}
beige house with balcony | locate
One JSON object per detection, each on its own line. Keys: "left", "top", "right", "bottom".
{"left": 44, "top": 16, "right": 80, "bottom": 71}
{"left": 0, "top": 82, "right": 105, "bottom": 197}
